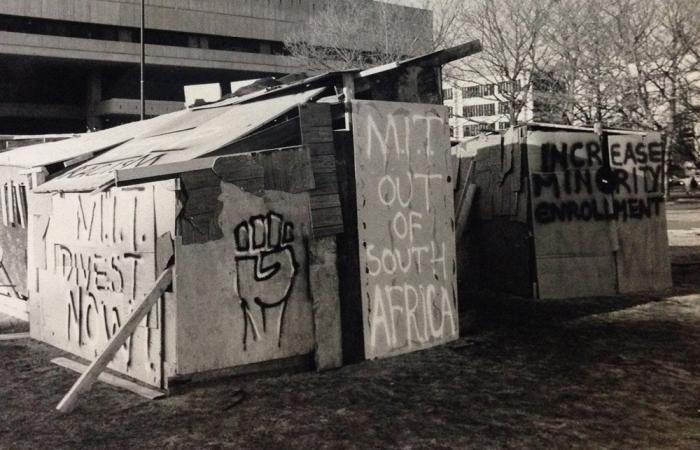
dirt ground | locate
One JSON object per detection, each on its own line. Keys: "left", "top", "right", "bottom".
{"left": 1, "top": 205, "right": 700, "bottom": 449}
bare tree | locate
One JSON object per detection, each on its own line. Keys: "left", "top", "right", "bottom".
{"left": 284, "top": 0, "right": 464, "bottom": 71}
{"left": 543, "top": 0, "right": 635, "bottom": 127}
{"left": 610, "top": 0, "right": 700, "bottom": 161}
{"left": 451, "top": 0, "right": 552, "bottom": 126}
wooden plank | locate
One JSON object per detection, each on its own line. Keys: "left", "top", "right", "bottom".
{"left": 311, "top": 207, "right": 344, "bottom": 230}
{"left": 156, "top": 232, "right": 174, "bottom": 276}
{"left": 116, "top": 157, "right": 216, "bottom": 185}
{"left": 455, "top": 184, "right": 477, "bottom": 245}
{"left": 311, "top": 155, "right": 336, "bottom": 174}
{"left": 15, "top": 185, "right": 25, "bottom": 228}
{"left": 212, "top": 154, "right": 264, "bottom": 183}
{"left": 183, "top": 186, "right": 222, "bottom": 216}
{"left": 0, "top": 332, "right": 29, "bottom": 341}
{"left": 180, "top": 169, "right": 220, "bottom": 190}
{"left": 607, "top": 133, "right": 672, "bottom": 293}
{"left": 310, "top": 193, "right": 341, "bottom": 210}
{"left": 51, "top": 357, "right": 165, "bottom": 400}
{"left": 259, "top": 146, "right": 315, "bottom": 193}
{"left": 56, "top": 267, "right": 173, "bottom": 413}
{"left": 7, "top": 181, "right": 15, "bottom": 225}
{"left": 310, "top": 172, "right": 339, "bottom": 196}
{"left": 313, "top": 224, "right": 345, "bottom": 238}
{"left": 309, "top": 237, "right": 343, "bottom": 371}
{"left": 526, "top": 130, "right": 618, "bottom": 299}
{"left": 302, "top": 128, "right": 334, "bottom": 144}
{"left": 0, "top": 296, "right": 28, "bottom": 321}
{"left": 351, "top": 100, "right": 457, "bottom": 360}
{"left": 0, "top": 183, "right": 8, "bottom": 226}
{"left": 299, "top": 103, "right": 334, "bottom": 127}
{"left": 455, "top": 160, "right": 474, "bottom": 220}
{"left": 0, "top": 248, "right": 22, "bottom": 300}
{"left": 168, "top": 353, "right": 314, "bottom": 390}
{"left": 309, "top": 142, "right": 336, "bottom": 157}
{"left": 208, "top": 117, "right": 301, "bottom": 157}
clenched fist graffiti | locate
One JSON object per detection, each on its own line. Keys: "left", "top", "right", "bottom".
{"left": 233, "top": 212, "right": 299, "bottom": 350}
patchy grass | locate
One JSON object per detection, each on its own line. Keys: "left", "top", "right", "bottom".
{"left": 2, "top": 285, "right": 700, "bottom": 449}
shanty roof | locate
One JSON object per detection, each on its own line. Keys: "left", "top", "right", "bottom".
{"left": 35, "top": 88, "right": 324, "bottom": 192}
{"left": 0, "top": 111, "right": 188, "bottom": 170}
{"left": 23, "top": 40, "right": 482, "bottom": 193}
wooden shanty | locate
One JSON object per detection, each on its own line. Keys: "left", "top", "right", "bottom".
{"left": 454, "top": 123, "right": 672, "bottom": 300}
{"left": 0, "top": 116, "right": 184, "bottom": 321}
{"left": 21, "top": 41, "right": 481, "bottom": 405}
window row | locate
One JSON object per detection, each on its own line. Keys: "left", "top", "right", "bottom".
{"left": 462, "top": 84, "right": 495, "bottom": 98}
{"left": 498, "top": 79, "right": 522, "bottom": 94}
{"left": 450, "top": 121, "right": 512, "bottom": 138}
{"left": 445, "top": 79, "right": 524, "bottom": 101}
{"left": 0, "top": 13, "right": 287, "bottom": 55}
{"left": 463, "top": 103, "right": 496, "bottom": 117}
{"left": 463, "top": 123, "right": 495, "bottom": 136}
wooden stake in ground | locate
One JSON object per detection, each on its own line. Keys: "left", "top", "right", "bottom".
{"left": 56, "top": 267, "right": 173, "bottom": 413}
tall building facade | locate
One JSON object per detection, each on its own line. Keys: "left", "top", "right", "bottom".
{"left": 443, "top": 79, "right": 532, "bottom": 140}
{"left": 0, "top": 0, "right": 430, "bottom": 134}
{"left": 443, "top": 73, "right": 565, "bottom": 140}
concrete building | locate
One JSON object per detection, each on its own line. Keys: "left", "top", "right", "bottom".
{"left": 0, "top": 0, "right": 430, "bottom": 134}
{"left": 443, "top": 79, "right": 531, "bottom": 140}
{"left": 443, "top": 73, "right": 564, "bottom": 140}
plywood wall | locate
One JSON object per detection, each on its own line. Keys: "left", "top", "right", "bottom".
{"left": 461, "top": 129, "right": 533, "bottom": 298}
{"left": 351, "top": 100, "right": 458, "bottom": 360}
{"left": 607, "top": 132, "right": 672, "bottom": 292}
{"left": 526, "top": 130, "right": 671, "bottom": 298}
{"left": 527, "top": 131, "right": 618, "bottom": 298}
{"left": 0, "top": 167, "right": 31, "bottom": 299}
{"left": 28, "top": 181, "right": 177, "bottom": 387}
{"left": 175, "top": 155, "right": 315, "bottom": 375}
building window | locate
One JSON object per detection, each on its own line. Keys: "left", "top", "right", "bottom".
{"left": 498, "top": 101, "right": 510, "bottom": 114}
{"left": 447, "top": 106, "right": 454, "bottom": 117}
{"left": 498, "top": 79, "right": 522, "bottom": 94}
{"left": 449, "top": 126, "right": 455, "bottom": 138}
{"left": 463, "top": 103, "right": 496, "bottom": 118}
{"left": 499, "top": 121, "right": 511, "bottom": 130}
{"left": 462, "top": 123, "right": 496, "bottom": 137}
{"left": 462, "top": 84, "right": 496, "bottom": 98}
{"left": 443, "top": 88, "right": 453, "bottom": 100}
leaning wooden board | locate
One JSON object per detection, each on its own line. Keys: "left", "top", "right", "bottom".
{"left": 351, "top": 100, "right": 458, "bottom": 359}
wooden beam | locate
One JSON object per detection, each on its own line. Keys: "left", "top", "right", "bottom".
{"left": 342, "top": 73, "right": 356, "bottom": 130}
{"left": 56, "top": 267, "right": 173, "bottom": 413}
{"left": 455, "top": 160, "right": 474, "bottom": 220}
{"left": 51, "top": 357, "right": 166, "bottom": 400}
{"left": 0, "top": 296, "right": 28, "bottom": 321}
{"left": 115, "top": 157, "right": 216, "bottom": 185}
{"left": 207, "top": 117, "right": 301, "bottom": 157}
{"left": 456, "top": 184, "right": 477, "bottom": 245}
{"left": 0, "top": 332, "right": 29, "bottom": 341}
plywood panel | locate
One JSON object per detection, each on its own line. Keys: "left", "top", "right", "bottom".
{"left": 351, "top": 100, "right": 458, "bottom": 360}
{"left": 299, "top": 103, "right": 344, "bottom": 238}
{"left": 309, "top": 237, "right": 343, "bottom": 370}
{"left": 0, "top": 167, "right": 30, "bottom": 299}
{"left": 526, "top": 131, "right": 618, "bottom": 298}
{"left": 607, "top": 133, "right": 672, "bottom": 292}
{"left": 28, "top": 181, "right": 177, "bottom": 387}
{"left": 175, "top": 183, "right": 314, "bottom": 375}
